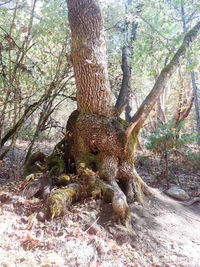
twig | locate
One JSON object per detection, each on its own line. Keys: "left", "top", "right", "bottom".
{"left": 85, "top": 217, "right": 100, "bottom": 233}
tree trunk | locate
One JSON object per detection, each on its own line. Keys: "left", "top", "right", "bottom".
{"left": 24, "top": 0, "right": 200, "bottom": 225}
{"left": 115, "top": 45, "right": 131, "bottom": 113}
{"left": 67, "top": 0, "right": 113, "bottom": 116}
{"left": 115, "top": 0, "right": 138, "bottom": 114}
{"left": 180, "top": 4, "right": 200, "bottom": 146}
{"left": 60, "top": 0, "right": 146, "bottom": 224}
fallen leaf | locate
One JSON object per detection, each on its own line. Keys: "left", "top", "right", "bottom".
{"left": 40, "top": 165, "right": 47, "bottom": 170}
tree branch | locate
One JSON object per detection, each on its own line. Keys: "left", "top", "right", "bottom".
{"left": 0, "top": 0, "right": 12, "bottom": 6}
{"left": 125, "top": 20, "right": 200, "bottom": 139}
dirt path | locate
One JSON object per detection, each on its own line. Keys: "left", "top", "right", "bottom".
{"left": 132, "top": 190, "right": 200, "bottom": 266}
{"left": 0, "top": 180, "right": 200, "bottom": 267}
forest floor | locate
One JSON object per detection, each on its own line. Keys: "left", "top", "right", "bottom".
{"left": 0, "top": 140, "right": 200, "bottom": 267}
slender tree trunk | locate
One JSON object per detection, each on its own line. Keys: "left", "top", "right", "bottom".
{"left": 157, "top": 93, "right": 166, "bottom": 124}
{"left": 115, "top": 0, "right": 138, "bottom": 114}
{"left": 115, "top": 45, "right": 131, "bottom": 113}
{"left": 171, "top": 68, "right": 194, "bottom": 128}
{"left": 180, "top": 4, "right": 200, "bottom": 145}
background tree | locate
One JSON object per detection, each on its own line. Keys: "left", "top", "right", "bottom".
{"left": 180, "top": 1, "right": 200, "bottom": 145}
{"left": 0, "top": 0, "right": 74, "bottom": 159}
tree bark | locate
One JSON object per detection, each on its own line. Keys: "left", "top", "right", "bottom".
{"left": 66, "top": 0, "right": 113, "bottom": 116}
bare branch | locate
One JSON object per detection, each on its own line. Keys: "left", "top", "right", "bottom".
{"left": 0, "top": 0, "right": 12, "bottom": 6}
{"left": 186, "top": 11, "right": 197, "bottom": 24}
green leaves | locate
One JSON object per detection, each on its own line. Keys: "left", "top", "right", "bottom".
{"left": 145, "top": 122, "right": 197, "bottom": 154}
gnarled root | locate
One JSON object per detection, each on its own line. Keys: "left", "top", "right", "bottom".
{"left": 49, "top": 183, "right": 82, "bottom": 218}
{"left": 48, "top": 158, "right": 131, "bottom": 225}
{"left": 97, "top": 155, "right": 130, "bottom": 224}
{"left": 111, "top": 181, "right": 130, "bottom": 225}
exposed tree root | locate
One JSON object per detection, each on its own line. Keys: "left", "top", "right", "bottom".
{"left": 49, "top": 183, "right": 82, "bottom": 218}
{"left": 22, "top": 111, "right": 153, "bottom": 225}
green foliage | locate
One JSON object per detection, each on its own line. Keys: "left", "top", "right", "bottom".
{"left": 18, "top": 125, "right": 35, "bottom": 141}
{"left": 145, "top": 122, "right": 197, "bottom": 153}
{"left": 184, "top": 152, "right": 200, "bottom": 170}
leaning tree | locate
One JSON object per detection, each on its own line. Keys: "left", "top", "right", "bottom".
{"left": 24, "top": 0, "right": 200, "bottom": 225}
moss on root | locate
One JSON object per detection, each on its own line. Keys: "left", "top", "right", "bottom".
{"left": 47, "top": 155, "right": 66, "bottom": 176}
{"left": 23, "top": 112, "right": 148, "bottom": 226}
{"left": 49, "top": 184, "right": 81, "bottom": 218}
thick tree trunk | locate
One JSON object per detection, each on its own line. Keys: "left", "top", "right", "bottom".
{"left": 66, "top": 0, "right": 113, "bottom": 116}
{"left": 64, "top": 110, "right": 145, "bottom": 223}
{"left": 22, "top": 0, "right": 200, "bottom": 225}
{"left": 62, "top": 0, "right": 145, "bottom": 224}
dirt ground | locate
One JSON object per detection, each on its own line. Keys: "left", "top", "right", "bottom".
{"left": 0, "top": 141, "right": 200, "bottom": 267}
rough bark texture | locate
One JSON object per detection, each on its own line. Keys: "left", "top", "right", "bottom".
{"left": 66, "top": 0, "right": 113, "bottom": 116}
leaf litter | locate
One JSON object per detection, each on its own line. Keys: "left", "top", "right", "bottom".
{"left": 0, "top": 143, "right": 200, "bottom": 266}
